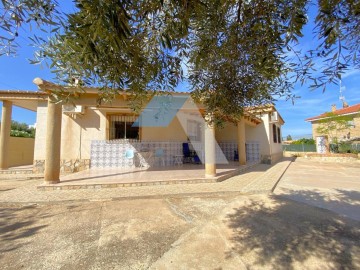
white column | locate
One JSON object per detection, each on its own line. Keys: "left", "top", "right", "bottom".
{"left": 0, "top": 101, "right": 12, "bottom": 169}
{"left": 204, "top": 115, "right": 216, "bottom": 177}
{"left": 44, "top": 97, "right": 62, "bottom": 184}
{"left": 237, "top": 117, "right": 246, "bottom": 165}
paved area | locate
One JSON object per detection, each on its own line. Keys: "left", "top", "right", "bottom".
{"left": 1, "top": 158, "right": 359, "bottom": 269}
{"left": 274, "top": 158, "right": 360, "bottom": 221}
{"left": 0, "top": 160, "right": 292, "bottom": 203}
{"left": 0, "top": 194, "right": 359, "bottom": 270}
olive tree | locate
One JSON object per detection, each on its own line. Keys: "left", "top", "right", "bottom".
{"left": 1, "top": 0, "right": 359, "bottom": 118}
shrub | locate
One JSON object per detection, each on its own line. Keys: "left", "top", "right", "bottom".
{"left": 291, "top": 138, "right": 315, "bottom": 145}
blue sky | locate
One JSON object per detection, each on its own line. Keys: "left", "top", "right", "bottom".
{"left": 0, "top": 3, "right": 359, "bottom": 139}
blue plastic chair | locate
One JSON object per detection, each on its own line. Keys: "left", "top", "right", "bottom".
{"left": 154, "top": 148, "right": 165, "bottom": 166}
{"left": 182, "top": 143, "right": 200, "bottom": 164}
{"left": 125, "top": 149, "right": 135, "bottom": 166}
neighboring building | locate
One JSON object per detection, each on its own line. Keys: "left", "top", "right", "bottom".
{"left": 305, "top": 102, "right": 360, "bottom": 142}
{"left": 0, "top": 78, "right": 285, "bottom": 183}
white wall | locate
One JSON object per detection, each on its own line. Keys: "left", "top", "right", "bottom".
{"left": 34, "top": 104, "right": 107, "bottom": 161}
{"left": 215, "top": 122, "right": 238, "bottom": 142}
{"left": 61, "top": 107, "right": 106, "bottom": 160}
{"left": 245, "top": 114, "right": 271, "bottom": 158}
{"left": 33, "top": 101, "right": 47, "bottom": 160}
{"left": 266, "top": 113, "right": 283, "bottom": 163}
{"left": 141, "top": 117, "right": 187, "bottom": 141}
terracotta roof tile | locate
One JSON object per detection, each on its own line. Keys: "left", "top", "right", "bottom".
{"left": 305, "top": 103, "right": 360, "bottom": 121}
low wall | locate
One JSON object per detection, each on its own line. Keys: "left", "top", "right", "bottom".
{"left": 271, "top": 151, "right": 284, "bottom": 164}
{"left": 8, "top": 137, "right": 35, "bottom": 167}
{"left": 261, "top": 151, "right": 283, "bottom": 164}
{"left": 283, "top": 151, "right": 315, "bottom": 157}
{"left": 284, "top": 151, "right": 359, "bottom": 162}
{"left": 33, "top": 159, "right": 90, "bottom": 174}
{"left": 301, "top": 153, "right": 359, "bottom": 163}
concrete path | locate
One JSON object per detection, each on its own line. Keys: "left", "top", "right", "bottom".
{"left": 274, "top": 158, "right": 360, "bottom": 221}
{"left": 0, "top": 159, "right": 292, "bottom": 203}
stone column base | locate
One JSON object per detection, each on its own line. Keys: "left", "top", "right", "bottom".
{"left": 33, "top": 159, "right": 90, "bottom": 174}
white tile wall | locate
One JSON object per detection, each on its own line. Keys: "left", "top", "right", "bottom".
{"left": 90, "top": 140, "right": 260, "bottom": 168}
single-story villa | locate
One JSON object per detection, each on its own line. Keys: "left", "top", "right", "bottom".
{"left": 0, "top": 78, "right": 284, "bottom": 184}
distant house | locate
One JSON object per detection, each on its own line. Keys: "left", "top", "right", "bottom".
{"left": 305, "top": 103, "right": 360, "bottom": 142}
{"left": 0, "top": 78, "right": 285, "bottom": 183}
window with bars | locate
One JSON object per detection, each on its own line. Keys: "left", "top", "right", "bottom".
{"left": 108, "top": 115, "right": 139, "bottom": 140}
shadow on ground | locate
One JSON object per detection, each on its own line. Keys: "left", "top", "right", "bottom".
{"left": 225, "top": 192, "right": 360, "bottom": 269}
{"left": 0, "top": 205, "right": 48, "bottom": 256}
{"left": 277, "top": 188, "right": 360, "bottom": 221}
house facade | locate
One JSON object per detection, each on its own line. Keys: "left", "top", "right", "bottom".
{"left": 0, "top": 78, "right": 284, "bottom": 183}
{"left": 306, "top": 103, "right": 360, "bottom": 142}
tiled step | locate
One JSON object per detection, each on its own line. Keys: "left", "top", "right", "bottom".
{"left": 0, "top": 169, "right": 34, "bottom": 174}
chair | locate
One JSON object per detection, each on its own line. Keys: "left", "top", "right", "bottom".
{"left": 234, "top": 150, "right": 239, "bottom": 161}
{"left": 154, "top": 148, "right": 165, "bottom": 166}
{"left": 125, "top": 149, "right": 135, "bottom": 167}
{"left": 182, "top": 143, "right": 200, "bottom": 164}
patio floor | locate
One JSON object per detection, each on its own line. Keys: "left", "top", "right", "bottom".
{"left": 38, "top": 161, "right": 260, "bottom": 190}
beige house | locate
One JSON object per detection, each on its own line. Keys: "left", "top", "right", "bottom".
{"left": 0, "top": 78, "right": 284, "bottom": 183}
{"left": 306, "top": 103, "right": 360, "bottom": 142}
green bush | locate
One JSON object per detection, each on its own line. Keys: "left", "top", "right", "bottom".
{"left": 338, "top": 142, "right": 359, "bottom": 154}
{"left": 10, "top": 130, "right": 34, "bottom": 138}
{"left": 10, "top": 121, "right": 35, "bottom": 138}
{"left": 330, "top": 143, "right": 360, "bottom": 154}
{"left": 291, "top": 138, "right": 315, "bottom": 145}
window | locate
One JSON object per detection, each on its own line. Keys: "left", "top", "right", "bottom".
{"left": 109, "top": 115, "right": 139, "bottom": 140}
{"left": 187, "top": 120, "right": 201, "bottom": 141}
{"left": 277, "top": 127, "right": 281, "bottom": 143}
{"left": 273, "top": 124, "right": 277, "bottom": 143}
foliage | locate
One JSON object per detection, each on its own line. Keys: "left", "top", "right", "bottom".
{"left": 286, "top": 134, "right": 293, "bottom": 140}
{"left": 315, "top": 112, "right": 353, "bottom": 144}
{"left": 10, "top": 120, "right": 35, "bottom": 138}
{"left": 291, "top": 138, "right": 315, "bottom": 144}
{"left": 31, "top": 0, "right": 309, "bottom": 118}
{"left": 307, "top": 0, "right": 360, "bottom": 91}
{"left": 1, "top": 0, "right": 360, "bottom": 117}
{"left": 338, "top": 142, "right": 359, "bottom": 154}
{"left": 0, "top": 0, "right": 62, "bottom": 56}
{"left": 330, "top": 142, "right": 359, "bottom": 154}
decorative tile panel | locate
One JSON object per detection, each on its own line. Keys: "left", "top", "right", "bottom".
{"left": 90, "top": 140, "right": 260, "bottom": 168}
{"left": 218, "top": 141, "right": 260, "bottom": 162}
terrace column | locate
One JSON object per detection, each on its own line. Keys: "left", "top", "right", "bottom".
{"left": 237, "top": 117, "right": 246, "bottom": 165}
{"left": 204, "top": 114, "right": 216, "bottom": 177}
{"left": 44, "top": 97, "right": 62, "bottom": 184}
{"left": 0, "top": 101, "right": 12, "bottom": 169}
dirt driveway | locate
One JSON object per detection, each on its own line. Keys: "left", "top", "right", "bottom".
{"left": 274, "top": 158, "right": 360, "bottom": 221}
